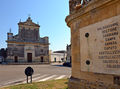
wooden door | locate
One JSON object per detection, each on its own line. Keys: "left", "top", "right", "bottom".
{"left": 14, "top": 56, "right": 18, "bottom": 62}
{"left": 41, "top": 56, "right": 44, "bottom": 62}
{"left": 27, "top": 53, "right": 32, "bottom": 62}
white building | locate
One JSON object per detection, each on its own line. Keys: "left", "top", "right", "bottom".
{"left": 49, "top": 50, "right": 66, "bottom": 63}
{"left": 66, "top": 44, "right": 71, "bottom": 63}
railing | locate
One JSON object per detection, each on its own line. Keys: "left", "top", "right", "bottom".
{"left": 69, "top": 0, "right": 92, "bottom": 14}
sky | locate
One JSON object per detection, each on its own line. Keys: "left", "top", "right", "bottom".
{"left": 0, "top": 0, "right": 70, "bottom": 51}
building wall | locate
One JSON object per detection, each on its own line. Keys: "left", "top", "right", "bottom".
{"left": 49, "top": 51, "right": 66, "bottom": 63}
{"left": 19, "top": 28, "right": 40, "bottom": 41}
{"left": 7, "top": 43, "right": 24, "bottom": 62}
{"left": 66, "top": 0, "right": 120, "bottom": 88}
{"left": 6, "top": 17, "right": 49, "bottom": 64}
{"left": 50, "top": 53, "right": 65, "bottom": 62}
{"left": 7, "top": 43, "right": 49, "bottom": 63}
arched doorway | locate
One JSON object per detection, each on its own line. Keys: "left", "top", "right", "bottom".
{"left": 41, "top": 56, "right": 44, "bottom": 62}
{"left": 14, "top": 56, "right": 18, "bottom": 62}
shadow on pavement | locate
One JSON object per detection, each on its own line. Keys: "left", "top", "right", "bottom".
{"left": 52, "top": 64, "right": 71, "bottom": 68}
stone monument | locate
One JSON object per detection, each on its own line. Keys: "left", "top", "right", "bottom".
{"left": 66, "top": 0, "right": 120, "bottom": 88}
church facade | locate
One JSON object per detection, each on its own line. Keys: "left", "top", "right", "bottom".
{"left": 6, "top": 17, "right": 49, "bottom": 63}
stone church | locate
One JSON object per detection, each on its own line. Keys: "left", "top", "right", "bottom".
{"left": 6, "top": 17, "right": 49, "bottom": 63}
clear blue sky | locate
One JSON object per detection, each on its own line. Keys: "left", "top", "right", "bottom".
{"left": 0, "top": 0, "right": 70, "bottom": 51}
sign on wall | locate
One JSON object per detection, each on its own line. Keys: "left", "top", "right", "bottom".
{"left": 80, "top": 15, "right": 120, "bottom": 75}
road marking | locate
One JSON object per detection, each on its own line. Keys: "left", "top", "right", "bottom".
{"left": 33, "top": 74, "right": 48, "bottom": 81}
{"left": 55, "top": 75, "right": 66, "bottom": 80}
{"left": 33, "top": 74, "right": 41, "bottom": 77}
{"left": 0, "top": 74, "right": 70, "bottom": 88}
{"left": 22, "top": 74, "right": 47, "bottom": 83}
{"left": 38, "top": 75, "right": 57, "bottom": 82}
{"left": 3, "top": 78, "right": 26, "bottom": 85}
{"left": 2, "top": 74, "right": 41, "bottom": 86}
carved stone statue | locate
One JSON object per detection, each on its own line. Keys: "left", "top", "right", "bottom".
{"left": 69, "top": 0, "right": 92, "bottom": 14}
{"left": 82, "top": 0, "right": 91, "bottom": 5}
{"left": 69, "top": 0, "right": 82, "bottom": 13}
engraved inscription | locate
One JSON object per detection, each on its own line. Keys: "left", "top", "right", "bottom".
{"left": 97, "top": 22, "right": 120, "bottom": 68}
{"left": 80, "top": 15, "right": 120, "bottom": 74}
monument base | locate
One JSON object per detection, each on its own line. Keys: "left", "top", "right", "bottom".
{"left": 66, "top": 0, "right": 120, "bottom": 88}
{"left": 68, "top": 77, "right": 120, "bottom": 89}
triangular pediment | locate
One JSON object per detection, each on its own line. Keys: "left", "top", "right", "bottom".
{"left": 18, "top": 17, "right": 40, "bottom": 27}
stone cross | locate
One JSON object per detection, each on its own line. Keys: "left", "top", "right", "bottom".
{"left": 28, "top": 14, "right": 31, "bottom": 17}
{"left": 9, "top": 28, "right": 11, "bottom": 33}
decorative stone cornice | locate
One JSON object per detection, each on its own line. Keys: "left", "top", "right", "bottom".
{"left": 6, "top": 41, "right": 49, "bottom": 46}
{"left": 66, "top": 0, "right": 117, "bottom": 27}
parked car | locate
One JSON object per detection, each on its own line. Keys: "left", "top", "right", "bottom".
{"left": 63, "top": 62, "right": 71, "bottom": 67}
{"left": 0, "top": 56, "right": 4, "bottom": 63}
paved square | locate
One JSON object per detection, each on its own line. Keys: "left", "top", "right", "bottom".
{"left": 0, "top": 63, "right": 71, "bottom": 87}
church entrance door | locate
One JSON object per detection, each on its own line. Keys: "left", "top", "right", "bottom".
{"left": 14, "top": 56, "right": 18, "bottom": 62}
{"left": 41, "top": 56, "right": 44, "bottom": 62}
{"left": 27, "top": 53, "right": 32, "bottom": 62}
